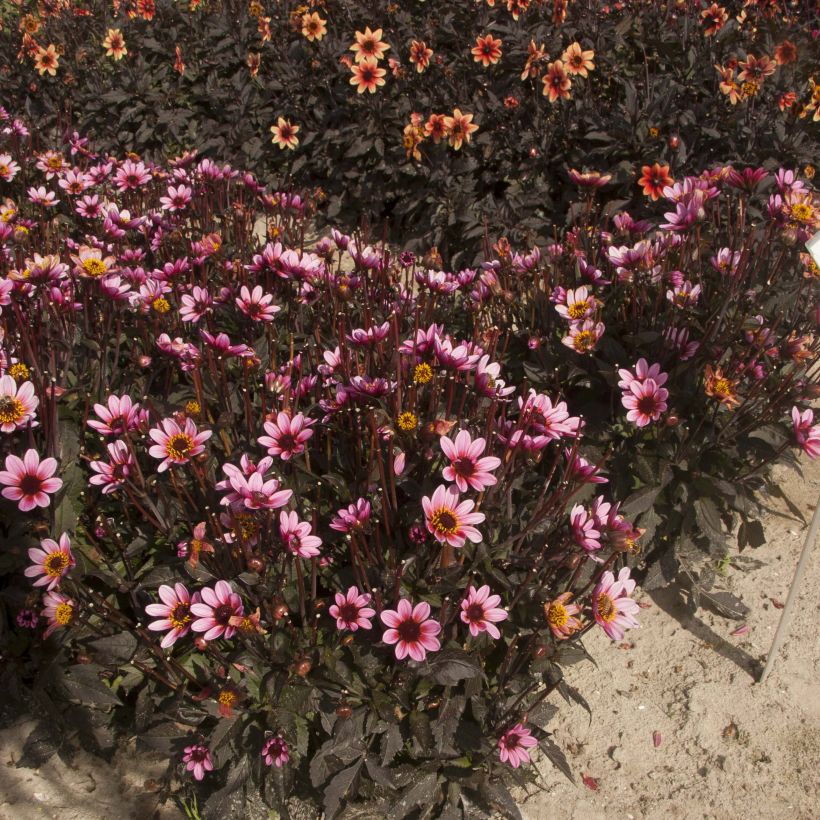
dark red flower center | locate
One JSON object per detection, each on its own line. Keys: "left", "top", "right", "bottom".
{"left": 278, "top": 433, "right": 296, "bottom": 451}
{"left": 213, "top": 603, "right": 234, "bottom": 625}
{"left": 338, "top": 602, "right": 359, "bottom": 623}
{"left": 637, "top": 395, "right": 660, "bottom": 416}
{"left": 465, "top": 603, "right": 485, "bottom": 623}
{"left": 453, "top": 457, "right": 475, "bottom": 477}
{"left": 396, "top": 618, "right": 421, "bottom": 642}
{"left": 19, "top": 474, "right": 43, "bottom": 495}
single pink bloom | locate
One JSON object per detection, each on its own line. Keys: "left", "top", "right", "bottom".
{"left": 498, "top": 723, "right": 538, "bottom": 768}
{"left": 329, "top": 586, "right": 376, "bottom": 631}
{"left": 148, "top": 417, "right": 212, "bottom": 472}
{"left": 329, "top": 498, "right": 371, "bottom": 532}
{"left": 24, "top": 533, "right": 74, "bottom": 591}
{"left": 258, "top": 411, "right": 314, "bottom": 460}
{"left": 222, "top": 467, "right": 293, "bottom": 511}
{"left": 190, "top": 580, "right": 244, "bottom": 641}
{"left": 261, "top": 735, "right": 289, "bottom": 768}
{"left": 570, "top": 503, "right": 602, "bottom": 552}
{"left": 42, "top": 590, "right": 75, "bottom": 638}
{"left": 279, "top": 510, "right": 322, "bottom": 558}
{"left": 0, "top": 374, "right": 39, "bottom": 432}
{"left": 0, "top": 449, "right": 62, "bottom": 511}
{"left": 440, "top": 430, "right": 501, "bottom": 493}
{"left": 460, "top": 584, "right": 508, "bottom": 639}
{"left": 545, "top": 591, "right": 584, "bottom": 640}
{"left": 617, "top": 358, "right": 668, "bottom": 391}
{"left": 422, "top": 484, "right": 485, "bottom": 548}
{"left": 182, "top": 743, "right": 213, "bottom": 781}
{"left": 380, "top": 599, "right": 441, "bottom": 661}
{"left": 88, "top": 440, "right": 134, "bottom": 494}
{"left": 554, "top": 285, "right": 596, "bottom": 322}
{"left": 236, "top": 285, "right": 280, "bottom": 323}
{"left": 592, "top": 566, "right": 641, "bottom": 640}
{"left": 145, "top": 583, "right": 197, "bottom": 649}
{"left": 792, "top": 406, "right": 820, "bottom": 458}
{"left": 88, "top": 395, "right": 142, "bottom": 437}
{"left": 621, "top": 378, "right": 668, "bottom": 427}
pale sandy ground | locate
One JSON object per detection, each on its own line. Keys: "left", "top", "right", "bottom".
{"left": 1, "top": 459, "right": 819, "bottom": 820}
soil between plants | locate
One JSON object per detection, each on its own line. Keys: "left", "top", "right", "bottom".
{"left": 1, "top": 460, "right": 818, "bottom": 820}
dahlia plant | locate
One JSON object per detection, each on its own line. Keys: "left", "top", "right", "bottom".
{"left": 0, "top": 116, "right": 816, "bottom": 818}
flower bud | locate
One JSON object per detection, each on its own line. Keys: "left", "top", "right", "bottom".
{"left": 246, "top": 556, "right": 265, "bottom": 574}
{"left": 668, "top": 135, "right": 680, "bottom": 149}
{"left": 336, "top": 705, "right": 352, "bottom": 719}
{"left": 294, "top": 659, "right": 312, "bottom": 677}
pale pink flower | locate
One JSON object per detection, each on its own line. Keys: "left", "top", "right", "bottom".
{"left": 792, "top": 406, "right": 820, "bottom": 458}
{"left": 422, "top": 484, "right": 485, "bottom": 548}
{"left": 440, "top": 430, "right": 501, "bottom": 492}
{"left": 148, "top": 417, "right": 212, "bottom": 472}
{"left": 160, "top": 184, "right": 192, "bottom": 211}
{"left": 0, "top": 375, "right": 39, "bottom": 432}
{"left": 182, "top": 744, "right": 213, "bottom": 781}
{"left": 498, "top": 724, "right": 538, "bottom": 768}
{"left": 561, "top": 320, "right": 604, "bottom": 354}
{"left": 592, "top": 566, "right": 640, "bottom": 640}
{"left": 258, "top": 412, "right": 314, "bottom": 461}
{"left": 190, "top": 580, "right": 244, "bottom": 641}
{"left": 329, "top": 586, "right": 376, "bottom": 631}
{"left": 27, "top": 186, "right": 59, "bottom": 207}
{"left": 145, "top": 583, "right": 197, "bottom": 649}
{"left": 220, "top": 465, "right": 292, "bottom": 511}
{"left": 380, "top": 599, "right": 441, "bottom": 661}
{"left": 519, "top": 391, "right": 582, "bottom": 440}
{"left": 236, "top": 285, "right": 281, "bottom": 322}
{"left": 554, "top": 285, "right": 597, "bottom": 322}
{"left": 24, "top": 533, "right": 75, "bottom": 591}
{"left": 617, "top": 359, "right": 668, "bottom": 391}
{"left": 89, "top": 440, "right": 134, "bottom": 494}
{"left": 261, "top": 736, "right": 289, "bottom": 768}
{"left": 460, "top": 585, "right": 508, "bottom": 639}
{"left": 114, "top": 158, "right": 151, "bottom": 191}
{"left": 88, "top": 394, "right": 143, "bottom": 436}
{"left": 179, "top": 286, "right": 212, "bottom": 322}
{"left": 570, "top": 504, "right": 602, "bottom": 552}
{"left": 0, "top": 449, "right": 62, "bottom": 511}
{"left": 621, "top": 378, "right": 668, "bottom": 427}
{"left": 474, "top": 355, "right": 515, "bottom": 398}
{"left": 329, "top": 498, "right": 371, "bottom": 532}
{"left": 42, "top": 590, "right": 75, "bottom": 638}
{"left": 279, "top": 510, "right": 322, "bottom": 557}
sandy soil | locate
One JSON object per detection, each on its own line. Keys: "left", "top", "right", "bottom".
{"left": 2, "top": 459, "right": 818, "bottom": 820}
{"left": 526, "top": 457, "right": 820, "bottom": 820}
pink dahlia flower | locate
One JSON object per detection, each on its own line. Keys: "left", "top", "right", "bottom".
{"left": 88, "top": 440, "right": 134, "bottom": 494}
{"left": 0, "top": 374, "right": 39, "bottom": 432}
{"left": 236, "top": 285, "right": 280, "bottom": 323}
{"left": 460, "top": 584, "right": 508, "bottom": 639}
{"left": 24, "top": 533, "right": 75, "bottom": 591}
{"left": 329, "top": 498, "right": 371, "bottom": 532}
{"left": 554, "top": 285, "right": 597, "bottom": 322}
{"left": 422, "top": 484, "right": 485, "bottom": 548}
{"left": 0, "top": 449, "right": 62, "bottom": 511}
{"left": 261, "top": 735, "right": 289, "bottom": 768}
{"left": 592, "top": 566, "right": 641, "bottom": 641}
{"left": 440, "top": 430, "right": 501, "bottom": 493}
{"left": 498, "top": 723, "right": 538, "bottom": 768}
{"left": 519, "top": 390, "right": 582, "bottom": 440}
{"left": 222, "top": 467, "right": 293, "bottom": 511}
{"left": 279, "top": 510, "right": 322, "bottom": 558}
{"left": 792, "top": 406, "right": 820, "bottom": 458}
{"left": 190, "top": 580, "right": 244, "bottom": 641}
{"left": 145, "top": 583, "right": 197, "bottom": 649}
{"left": 87, "top": 394, "right": 143, "bottom": 436}
{"left": 380, "top": 599, "right": 441, "bottom": 661}
{"left": 182, "top": 744, "right": 213, "bottom": 781}
{"left": 617, "top": 358, "right": 669, "bottom": 391}
{"left": 621, "top": 378, "right": 668, "bottom": 427}
{"left": 258, "top": 412, "right": 314, "bottom": 460}
{"left": 148, "top": 417, "right": 212, "bottom": 472}
{"left": 42, "top": 590, "right": 75, "bottom": 638}
{"left": 545, "top": 592, "right": 584, "bottom": 640}
{"left": 329, "top": 586, "right": 376, "bottom": 631}
{"left": 569, "top": 504, "right": 602, "bottom": 552}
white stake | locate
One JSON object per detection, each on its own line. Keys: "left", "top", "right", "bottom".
{"left": 758, "top": 492, "right": 820, "bottom": 684}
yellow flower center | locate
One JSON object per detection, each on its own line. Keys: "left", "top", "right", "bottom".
{"left": 55, "top": 602, "right": 73, "bottom": 626}
{"left": 596, "top": 592, "right": 616, "bottom": 623}
{"left": 547, "top": 602, "right": 568, "bottom": 627}
{"left": 398, "top": 411, "right": 418, "bottom": 431}
{"left": 713, "top": 378, "right": 732, "bottom": 396}
{"left": 166, "top": 433, "right": 194, "bottom": 460}
{"left": 567, "top": 301, "right": 588, "bottom": 320}
{"left": 9, "top": 363, "right": 30, "bottom": 380}
{"left": 413, "top": 363, "right": 433, "bottom": 384}
{"left": 44, "top": 552, "right": 69, "bottom": 577}
{"left": 742, "top": 81, "right": 759, "bottom": 97}
{"left": 46, "top": 156, "right": 63, "bottom": 170}
{"left": 152, "top": 297, "right": 171, "bottom": 313}
{"left": 169, "top": 601, "right": 191, "bottom": 630}
{"left": 791, "top": 203, "right": 813, "bottom": 222}
{"left": 573, "top": 330, "right": 596, "bottom": 352}
{"left": 235, "top": 513, "right": 258, "bottom": 541}
{"left": 430, "top": 508, "right": 459, "bottom": 535}
{"left": 0, "top": 396, "right": 25, "bottom": 425}
{"left": 185, "top": 400, "right": 201, "bottom": 415}
{"left": 82, "top": 257, "right": 107, "bottom": 277}
{"left": 218, "top": 690, "right": 237, "bottom": 707}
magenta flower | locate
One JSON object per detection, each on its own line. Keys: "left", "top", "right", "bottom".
{"left": 87, "top": 394, "right": 143, "bottom": 436}
{"left": 569, "top": 503, "right": 602, "bottom": 552}
{"left": 236, "top": 285, "right": 281, "bottom": 323}
{"left": 519, "top": 391, "right": 582, "bottom": 440}
{"left": 179, "top": 286, "right": 212, "bottom": 323}
{"left": 592, "top": 566, "right": 641, "bottom": 641}
{"left": 561, "top": 319, "right": 604, "bottom": 354}
{"left": 440, "top": 430, "right": 501, "bottom": 493}
{"left": 792, "top": 407, "right": 820, "bottom": 458}
{"left": 0, "top": 449, "right": 62, "bottom": 511}
{"left": 279, "top": 510, "right": 322, "bottom": 558}
{"left": 182, "top": 743, "right": 213, "bottom": 781}
{"left": 159, "top": 184, "right": 192, "bottom": 211}
{"left": 220, "top": 466, "right": 293, "bottom": 511}
{"left": 42, "top": 590, "right": 75, "bottom": 638}
{"left": 145, "top": 583, "right": 197, "bottom": 649}
{"left": 380, "top": 599, "right": 441, "bottom": 662}
{"left": 261, "top": 735, "right": 289, "bottom": 768}
{"left": 498, "top": 724, "right": 538, "bottom": 768}
{"left": 88, "top": 440, "right": 134, "bottom": 494}
{"left": 24, "top": 533, "right": 75, "bottom": 591}
{"left": 258, "top": 412, "right": 315, "bottom": 461}
{"left": 148, "top": 417, "right": 212, "bottom": 472}
{"left": 616, "top": 359, "right": 668, "bottom": 391}
{"left": 460, "top": 585, "right": 508, "bottom": 639}
{"left": 0, "top": 375, "right": 39, "bottom": 432}
{"left": 329, "top": 498, "right": 371, "bottom": 532}
{"left": 190, "top": 580, "right": 244, "bottom": 641}
{"left": 422, "top": 484, "right": 485, "bottom": 548}
{"left": 621, "top": 378, "right": 668, "bottom": 427}
{"left": 329, "top": 586, "right": 376, "bottom": 631}
{"left": 564, "top": 449, "right": 608, "bottom": 484}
